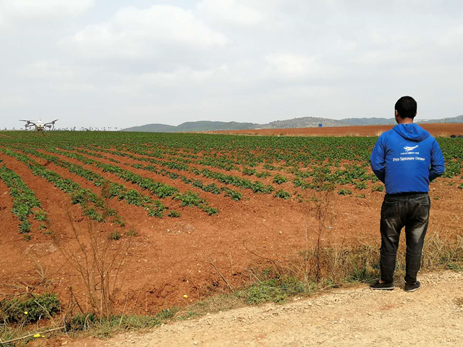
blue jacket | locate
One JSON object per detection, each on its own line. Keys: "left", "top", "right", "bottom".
{"left": 370, "top": 123, "right": 445, "bottom": 194}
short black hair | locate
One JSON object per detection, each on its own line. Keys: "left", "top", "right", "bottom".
{"left": 395, "top": 96, "right": 417, "bottom": 119}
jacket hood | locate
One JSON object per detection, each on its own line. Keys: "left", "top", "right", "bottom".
{"left": 392, "top": 123, "right": 430, "bottom": 142}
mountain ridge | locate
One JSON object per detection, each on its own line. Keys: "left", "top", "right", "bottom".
{"left": 121, "top": 115, "right": 463, "bottom": 132}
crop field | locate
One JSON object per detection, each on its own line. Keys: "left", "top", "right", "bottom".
{"left": 0, "top": 129, "right": 462, "bottom": 313}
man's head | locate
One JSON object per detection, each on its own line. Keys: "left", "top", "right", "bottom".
{"left": 395, "top": 96, "right": 417, "bottom": 120}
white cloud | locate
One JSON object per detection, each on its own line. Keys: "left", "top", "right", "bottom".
{"left": 17, "top": 60, "right": 76, "bottom": 80}
{"left": 0, "top": 12, "right": 4, "bottom": 31}
{"left": 65, "top": 5, "right": 227, "bottom": 64}
{"left": 197, "top": 0, "right": 264, "bottom": 27}
{"left": 138, "top": 64, "right": 230, "bottom": 87}
{"left": 3, "top": 1, "right": 463, "bottom": 129}
{"left": 1, "top": 0, "right": 94, "bottom": 19}
{"left": 60, "top": 83, "right": 96, "bottom": 93}
{"left": 14, "top": 60, "right": 97, "bottom": 101}
{"left": 438, "top": 26, "right": 463, "bottom": 47}
{"left": 0, "top": 93, "right": 27, "bottom": 108}
{"left": 265, "top": 53, "right": 313, "bottom": 77}
{"left": 264, "top": 53, "right": 341, "bottom": 80}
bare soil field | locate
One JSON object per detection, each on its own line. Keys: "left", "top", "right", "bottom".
{"left": 0, "top": 150, "right": 462, "bottom": 315}
{"left": 210, "top": 123, "right": 463, "bottom": 137}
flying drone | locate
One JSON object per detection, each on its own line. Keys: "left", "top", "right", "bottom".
{"left": 20, "top": 119, "right": 58, "bottom": 132}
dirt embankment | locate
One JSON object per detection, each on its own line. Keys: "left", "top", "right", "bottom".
{"left": 60, "top": 270, "right": 463, "bottom": 347}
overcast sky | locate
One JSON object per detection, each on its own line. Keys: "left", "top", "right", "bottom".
{"left": 1, "top": 0, "right": 462, "bottom": 129}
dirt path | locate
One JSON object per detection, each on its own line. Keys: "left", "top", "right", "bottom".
{"left": 66, "top": 271, "right": 463, "bottom": 347}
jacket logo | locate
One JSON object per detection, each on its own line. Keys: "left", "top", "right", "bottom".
{"left": 404, "top": 145, "right": 418, "bottom": 152}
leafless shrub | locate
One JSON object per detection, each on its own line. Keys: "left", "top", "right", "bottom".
{"left": 53, "top": 212, "right": 130, "bottom": 320}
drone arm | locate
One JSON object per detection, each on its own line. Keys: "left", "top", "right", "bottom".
{"left": 44, "top": 119, "right": 58, "bottom": 128}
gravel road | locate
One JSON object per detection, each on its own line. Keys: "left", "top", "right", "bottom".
{"left": 65, "top": 271, "right": 463, "bottom": 347}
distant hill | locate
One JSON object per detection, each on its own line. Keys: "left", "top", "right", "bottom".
{"left": 176, "top": 121, "right": 260, "bottom": 132}
{"left": 419, "top": 115, "right": 463, "bottom": 123}
{"left": 343, "top": 115, "right": 463, "bottom": 125}
{"left": 122, "top": 121, "right": 260, "bottom": 133}
{"left": 121, "top": 115, "right": 463, "bottom": 132}
{"left": 262, "top": 117, "right": 350, "bottom": 129}
{"left": 342, "top": 118, "right": 396, "bottom": 126}
{"left": 121, "top": 123, "right": 177, "bottom": 132}
{"left": 121, "top": 117, "right": 348, "bottom": 132}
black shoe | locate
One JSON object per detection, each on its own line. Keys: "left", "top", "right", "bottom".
{"left": 404, "top": 281, "right": 421, "bottom": 292}
{"left": 370, "top": 281, "right": 394, "bottom": 290}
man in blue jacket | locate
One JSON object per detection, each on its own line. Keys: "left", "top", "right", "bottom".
{"left": 370, "top": 96, "right": 445, "bottom": 292}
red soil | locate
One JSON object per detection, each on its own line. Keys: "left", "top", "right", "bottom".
{"left": 0, "top": 146, "right": 462, "bottom": 316}
{"left": 0, "top": 179, "right": 20, "bottom": 266}
{"left": 210, "top": 123, "right": 463, "bottom": 137}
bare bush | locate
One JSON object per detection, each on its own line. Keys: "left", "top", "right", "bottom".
{"left": 53, "top": 212, "right": 130, "bottom": 320}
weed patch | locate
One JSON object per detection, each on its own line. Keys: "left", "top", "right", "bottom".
{"left": 236, "top": 275, "right": 309, "bottom": 305}
{"left": 0, "top": 293, "right": 61, "bottom": 325}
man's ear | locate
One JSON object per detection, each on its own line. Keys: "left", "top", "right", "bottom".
{"left": 395, "top": 110, "right": 399, "bottom": 117}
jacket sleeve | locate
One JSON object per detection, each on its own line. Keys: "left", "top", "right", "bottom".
{"left": 429, "top": 139, "right": 445, "bottom": 181}
{"left": 370, "top": 136, "right": 386, "bottom": 183}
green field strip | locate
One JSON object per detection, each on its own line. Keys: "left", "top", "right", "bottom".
{"left": 77, "top": 148, "right": 244, "bottom": 201}
{"left": 75, "top": 148, "right": 121, "bottom": 164}
{"left": 0, "top": 132, "right": 461, "bottom": 182}
{"left": 130, "top": 163, "right": 243, "bottom": 201}
{"left": 101, "top": 146, "right": 277, "bottom": 193}
{"left": 0, "top": 161, "right": 47, "bottom": 237}
{"left": 86, "top": 144, "right": 378, "bottom": 191}
{"left": 0, "top": 148, "right": 125, "bottom": 225}
{"left": 121, "top": 145, "right": 379, "bottom": 189}
{"left": 17, "top": 147, "right": 169, "bottom": 218}
{"left": 87, "top": 144, "right": 261, "bottom": 176}
{"left": 81, "top": 146, "right": 279, "bottom": 196}
{"left": 112, "top": 144, "right": 277, "bottom": 175}
{"left": 48, "top": 148, "right": 179, "bottom": 197}
{"left": 40, "top": 148, "right": 218, "bottom": 216}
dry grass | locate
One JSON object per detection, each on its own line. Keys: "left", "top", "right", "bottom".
{"left": 243, "top": 177, "right": 463, "bottom": 294}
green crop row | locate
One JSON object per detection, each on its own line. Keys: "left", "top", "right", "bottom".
{"left": 84, "top": 143, "right": 390, "bottom": 189}
{"left": 17, "top": 147, "right": 167, "bottom": 219}
{"left": 0, "top": 163, "right": 47, "bottom": 236}
{"left": 1, "top": 132, "right": 461, "bottom": 202}
{"left": 133, "top": 162, "right": 243, "bottom": 201}
{"left": 57, "top": 146, "right": 271, "bottom": 200}
{"left": 43, "top": 148, "right": 217, "bottom": 215}
{"left": 75, "top": 148, "right": 121, "bottom": 163}
{"left": 85, "top": 146, "right": 279, "bottom": 196}
{"left": 47, "top": 148, "right": 179, "bottom": 198}
{"left": 0, "top": 148, "right": 123, "bottom": 225}
{"left": 191, "top": 168, "right": 275, "bottom": 194}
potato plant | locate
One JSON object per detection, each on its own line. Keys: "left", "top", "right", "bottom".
{"left": 0, "top": 163, "right": 46, "bottom": 235}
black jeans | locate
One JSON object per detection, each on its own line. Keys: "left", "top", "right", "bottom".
{"left": 380, "top": 193, "right": 430, "bottom": 284}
